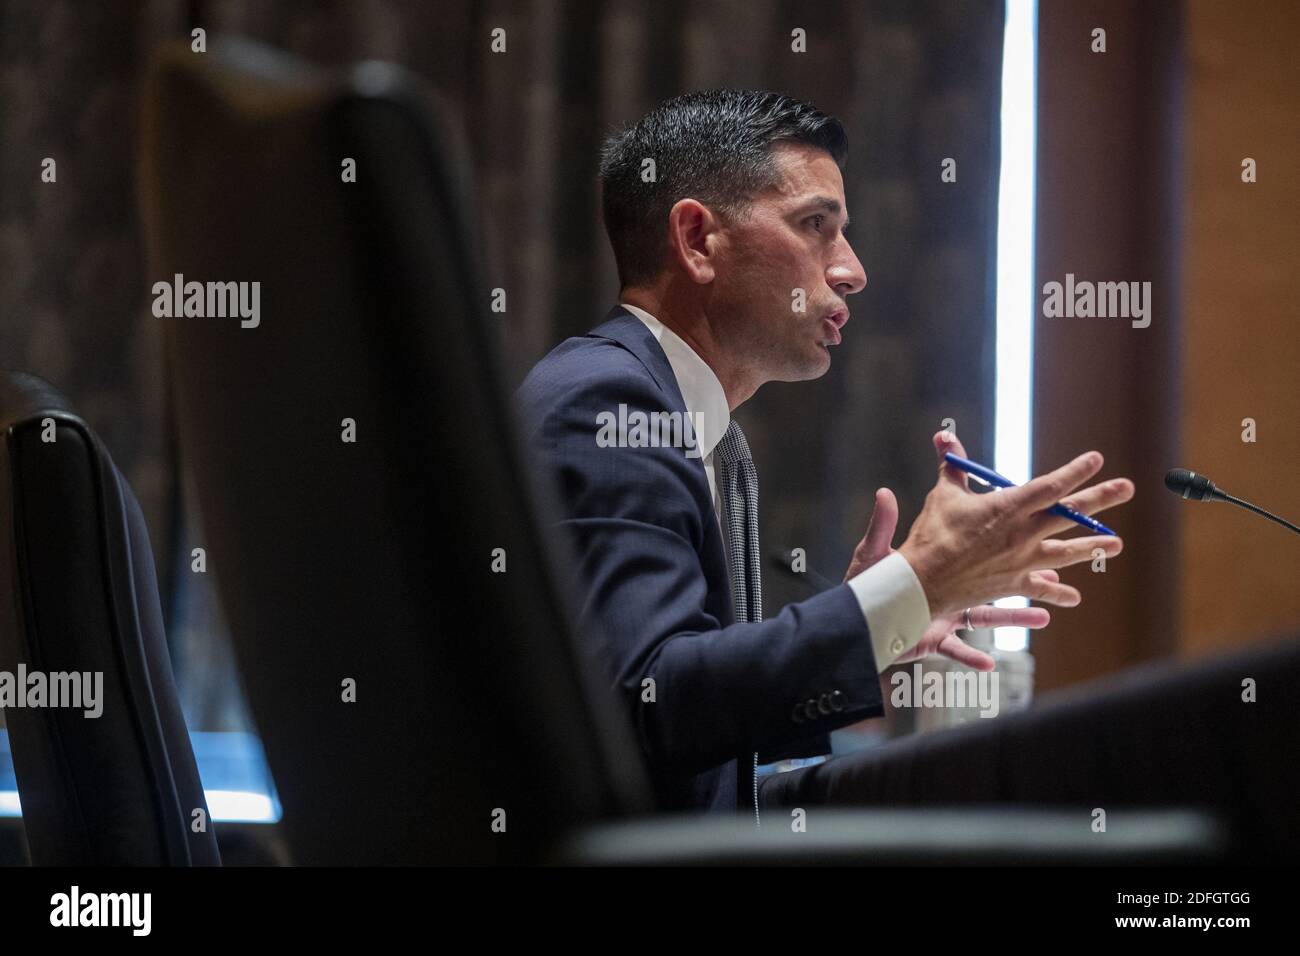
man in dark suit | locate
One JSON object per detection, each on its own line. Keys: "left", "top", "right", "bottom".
{"left": 516, "top": 90, "right": 1134, "bottom": 819}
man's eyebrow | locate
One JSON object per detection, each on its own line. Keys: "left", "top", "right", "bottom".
{"left": 797, "top": 196, "right": 850, "bottom": 228}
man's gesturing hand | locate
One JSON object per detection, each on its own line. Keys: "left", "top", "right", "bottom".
{"left": 897, "top": 431, "right": 1135, "bottom": 619}
{"left": 845, "top": 485, "right": 1051, "bottom": 672}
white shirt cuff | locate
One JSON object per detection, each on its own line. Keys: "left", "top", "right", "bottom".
{"left": 846, "top": 551, "right": 931, "bottom": 672}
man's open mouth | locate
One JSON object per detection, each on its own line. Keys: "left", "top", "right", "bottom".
{"left": 822, "top": 316, "right": 843, "bottom": 345}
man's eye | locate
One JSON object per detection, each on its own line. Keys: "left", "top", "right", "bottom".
{"left": 809, "top": 214, "right": 824, "bottom": 232}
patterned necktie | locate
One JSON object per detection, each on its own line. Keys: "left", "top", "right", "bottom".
{"left": 714, "top": 419, "right": 763, "bottom": 825}
{"left": 715, "top": 420, "right": 763, "bottom": 625}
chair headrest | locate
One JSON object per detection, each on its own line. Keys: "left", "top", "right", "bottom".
{"left": 0, "top": 371, "right": 81, "bottom": 434}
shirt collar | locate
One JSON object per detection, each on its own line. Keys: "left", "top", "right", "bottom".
{"left": 619, "top": 303, "right": 730, "bottom": 460}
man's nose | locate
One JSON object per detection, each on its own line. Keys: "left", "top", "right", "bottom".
{"left": 829, "top": 242, "right": 867, "bottom": 296}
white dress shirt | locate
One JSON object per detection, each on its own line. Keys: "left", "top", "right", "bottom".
{"left": 621, "top": 302, "right": 931, "bottom": 672}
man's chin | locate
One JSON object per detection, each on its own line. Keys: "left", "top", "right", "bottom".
{"left": 775, "top": 348, "right": 832, "bottom": 382}
{"left": 810, "top": 340, "right": 836, "bottom": 373}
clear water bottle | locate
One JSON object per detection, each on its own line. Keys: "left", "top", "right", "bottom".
{"left": 913, "top": 625, "right": 1035, "bottom": 734}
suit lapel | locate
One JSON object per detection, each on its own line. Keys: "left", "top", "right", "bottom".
{"left": 587, "top": 306, "right": 690, "bottom": 416}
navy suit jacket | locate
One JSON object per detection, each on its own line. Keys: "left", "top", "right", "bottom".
{"left": 516, "top": 306, "right": 886, "bottom": 812}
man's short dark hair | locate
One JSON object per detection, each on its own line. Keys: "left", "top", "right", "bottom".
{"left": 598, "top": 89, "right": 848, "bottom": 289}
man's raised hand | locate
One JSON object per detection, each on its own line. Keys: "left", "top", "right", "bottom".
{"left": 897, "top": 431, "right": 1135, "bottom": 619}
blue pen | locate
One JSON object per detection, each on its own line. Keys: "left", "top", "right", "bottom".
{"left": 943, "top": 452, "right": 1117, "bottom": 536}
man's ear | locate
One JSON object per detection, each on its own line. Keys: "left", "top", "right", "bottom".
{"left": 667, "top": 198, "right": 719, "bottom": 284}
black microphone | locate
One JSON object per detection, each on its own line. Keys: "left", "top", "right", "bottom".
{"left": 1164, "top": 468, "right": 1300, "bottom": 536}
{"left": 1163, "top": 468, "right": 1224, "bottom": 502}
{"left": 768, "top": 548, "right": 839, "bottom": 592}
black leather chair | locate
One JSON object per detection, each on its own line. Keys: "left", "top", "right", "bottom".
{"left": 136, "top": 37, "right": 1222, "bottom": 865}
{"left": 0, "top": 371, "right": 219, "bottom": 865}
{"left": 139, "top": 38, "right": 649, "bottom": 865}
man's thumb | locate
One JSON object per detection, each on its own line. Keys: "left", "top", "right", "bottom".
{"left": 864, "top": 487, "right": 899, "bottom": 558}
{"left": 934, "top": 429, "right": 971, "bottom": 489}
